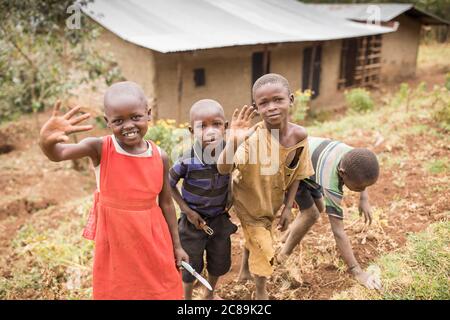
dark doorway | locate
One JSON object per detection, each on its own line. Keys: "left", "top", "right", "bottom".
{"left": 252, "top": 51, "right": 271, "bottom": 86}
{"left": 302, "top": 44, "right": 322, "bottom": 99}
{"left": 341, "top": 38, "right": 358, "bottom": 88}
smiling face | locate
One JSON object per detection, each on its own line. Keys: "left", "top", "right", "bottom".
{"left": 189, "top": 100, "right": 227, "bottom": 149}
{"left": 104, "top": 94, "right": 150, "bottom": 150}
{"left": 253, "top": 82, "right": 294, "bottom": 127}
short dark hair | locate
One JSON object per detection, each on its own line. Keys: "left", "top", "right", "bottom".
{"left": 252, "top": 73, "right": 290, "bottom": 99}
{"left": 341, "top": 148, "right": 379, "bottom": 184}
{"left": 189, "top": 99, "right": 225, "bottom": 123}
{"left": 104, "top": 81, "right": 148, "bottom": 113}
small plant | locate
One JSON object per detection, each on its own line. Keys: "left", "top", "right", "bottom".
{"left": 426, "top": 158, "right": 449, "bottom": 175}
{"left": 392, "top": 83, "right": 411, "bottom": 110}
{"left": 344, "top": 88, "right": 374, "bottom": 113}
{"left": 430, "top": 85, "right": 450, "bottom": 131}
{"left": 145, "top": 119, "right": 190, "bottom": 164}
{"left": 290, "top": 89, "right": 312, "bottom": 123}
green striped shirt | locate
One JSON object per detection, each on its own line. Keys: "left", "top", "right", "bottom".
{"left": 308, "top": 137, "right": 353, "bottom": 217}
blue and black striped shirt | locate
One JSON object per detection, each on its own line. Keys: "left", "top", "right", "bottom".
{"left": 169, "top": 143, "right": 230, "bottom": 218}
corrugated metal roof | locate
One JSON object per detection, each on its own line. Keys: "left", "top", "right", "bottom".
{"left": 308, "top": 3, "right": 449, "bottom": 25}
{"left": 81, "top": 0, "right": 394, "bottom": 53}
{"left": 308, "top": 3, "right": 413, "bottom": 22}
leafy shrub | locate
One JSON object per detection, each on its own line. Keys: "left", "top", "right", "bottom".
{"left": 344, "top": 88, "right": 374, "bottom": 113}
{"left": 290, "top": 89, "right": 312, "bottom": 123}
{"left": 0, "top": 2, "right": 123, "bottom": 124}
{"left": 145, "top": 119, "right": 190, "bottom": 163}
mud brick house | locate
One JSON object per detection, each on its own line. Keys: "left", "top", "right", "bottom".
{"left": 308, "top": 3, "right": 449, "bottom": 86}
{"left": 82, "top": 0, "right": 447, "bottom": 122}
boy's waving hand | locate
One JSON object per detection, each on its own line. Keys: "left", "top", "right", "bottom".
{"left": 229, "top": 105, "right": 258, "bottom": 145}
{"left": 217, "top": 105, "right": 257, "bottom": 174}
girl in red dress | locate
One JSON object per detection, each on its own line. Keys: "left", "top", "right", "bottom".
{"left": 39, "top": 81, "right": 187, "bottom": 299}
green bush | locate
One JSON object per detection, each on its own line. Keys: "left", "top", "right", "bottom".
{"left": 290, "top": 89, "right": 312, "bottom": 123}
{"left": 145, "top": 119, "right": 190, "bottom": 163}
{"left": 344, "top": 88, "right": 374, "bottom": 113}
{"left": 0, "top": 2, "right": 123, "bottom": 124}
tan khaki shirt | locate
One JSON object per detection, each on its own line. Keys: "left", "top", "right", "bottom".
{"left": 231, "top": 121, "right": 314, "bottom": 228}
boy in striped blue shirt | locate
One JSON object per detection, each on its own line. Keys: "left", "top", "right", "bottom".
{"left": 169, "top": 99, "right": 237, "bottom": 300}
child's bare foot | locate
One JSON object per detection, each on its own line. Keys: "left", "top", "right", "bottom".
{"left": 237, "top": 270, "right": 254, "bottom": 282}
{"left": 353, "top": 270, "right": 382, "bottom": 290}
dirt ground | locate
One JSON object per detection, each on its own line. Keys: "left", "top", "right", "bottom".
{"left": 0, "top": 53, "right": 449, "bottom": 300}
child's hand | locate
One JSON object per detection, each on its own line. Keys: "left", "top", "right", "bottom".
{"left": 186, "top": 210, "right": 206, "bottom": 230}
{"left": 40, "top": 101, "right": 93, "bottom": 145}
{"left": 277, "top": 206, "right": 293, "bottom": 232}
{"left": 358, "top": 198, "right": 372, "bottom": 225}
{"left": 228, "top": 105, "right": 258, "bottom": 145}
{"left": 353, "top": 269, "right": 382, "bottom": 290}
{"left": 174, "top": 246, "right": 189, "bottom": 269}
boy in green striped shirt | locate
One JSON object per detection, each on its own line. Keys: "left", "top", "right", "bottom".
{"left": 279, "top": 137, "right": 381, "bottom": 290}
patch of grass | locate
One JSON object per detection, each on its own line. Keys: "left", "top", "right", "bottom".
{"left": 425, "top": 158, "right": 449, "bottom": 175}
{"left": 418, "top": 43, "right": 450, "bottom": 71}
{"left": 308, "top": 109, "right": 383, "bottom": 139}
{"left": 0, "top": 197, "right": 94, "bottom": 300}
{"left": 333, "top": 221, "right": 450, "bottom": 300}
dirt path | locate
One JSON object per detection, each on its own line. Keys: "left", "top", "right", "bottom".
{"left": 0, "top": 112, "right": 100, "bottom": 266}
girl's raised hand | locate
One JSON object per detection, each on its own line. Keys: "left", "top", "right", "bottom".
{"left": 40, "top": 101, "right": 93, "bottom": 145}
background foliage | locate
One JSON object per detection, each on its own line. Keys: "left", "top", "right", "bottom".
{"left": 0, "top": 0, "right": 122, "bottom": 123}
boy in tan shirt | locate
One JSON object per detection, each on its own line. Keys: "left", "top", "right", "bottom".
{"left": 217, "top": 73, "right": 314, "bottom": 299}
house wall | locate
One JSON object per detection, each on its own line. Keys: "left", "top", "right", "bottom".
{"left": 153, "top": 41, "right": 343, "bottom": 122}
{"left": 312, "top": 40, "right": 344, "bottom": 110}
{"left": 152, "top": 45, "right": 253, "bottom": 122}
{"left": 96, "top": 30, "right": 157, "bottom": 110}
{"left": 381, "top": 14, "right": 422, "bottom": 83}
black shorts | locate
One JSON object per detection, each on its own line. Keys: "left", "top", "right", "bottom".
{"left": 178, "top": 212, "right": 238, "bottom": 283}
{"left": 295, "top": 179, "right": 324, "bottom": 211}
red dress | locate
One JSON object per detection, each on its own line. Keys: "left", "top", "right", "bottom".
{"left": 82, "top": 135, "right": 183, "bottom": 300}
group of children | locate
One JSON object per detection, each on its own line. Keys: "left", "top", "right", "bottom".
{"left": 39, "top": 73, "right": 381, "bottom": 300}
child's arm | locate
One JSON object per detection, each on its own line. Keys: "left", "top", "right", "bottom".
{"left": 39, "top": 101, "right": 101, "bottom": 166}
{"left": 358, "top": 190, "right": 372, "bottom": 225}
{"left": 168, "top": 159, "right": 206, "bottom": 229}
{"left": 278, "top": 180, "right": 300, "bottom": 231}
{"left": 170, "top": 186, "right": 206, "bottom": 230}
{"left": 159, "top": 150, "right": 189, "bottom": 267}
{"left": 217, "top": 105, "right": 257, "bottom": 174}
